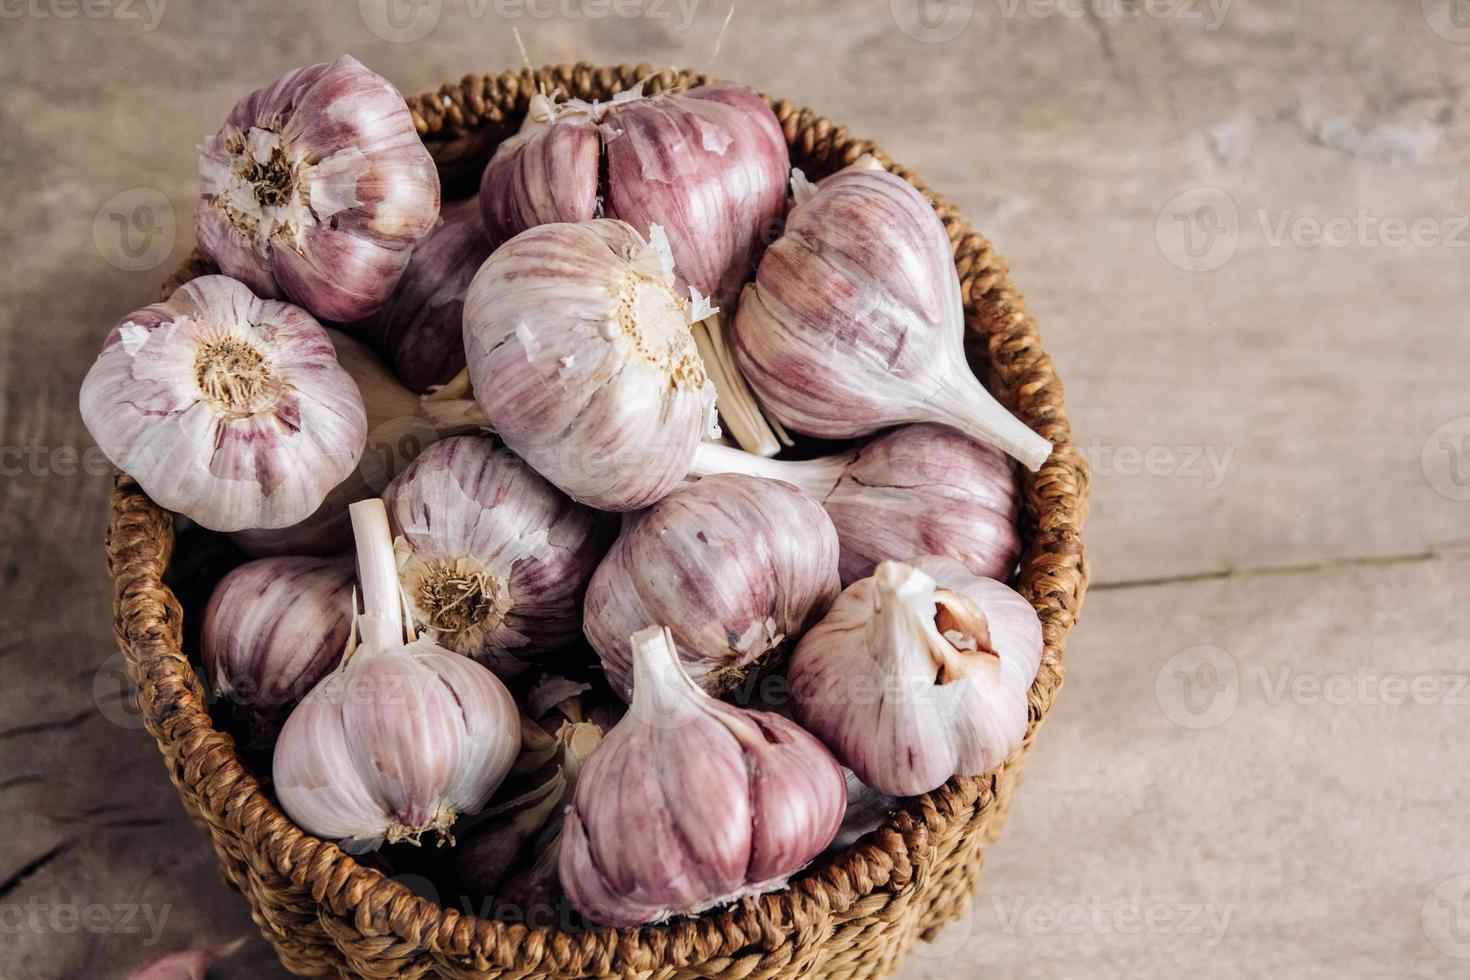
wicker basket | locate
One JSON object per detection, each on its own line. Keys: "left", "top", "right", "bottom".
{"left": 104, "top": 62, "right": 1090, "bottom": 979}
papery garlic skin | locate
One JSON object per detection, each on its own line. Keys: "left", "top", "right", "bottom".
{"left": 196, "top": 55, "right": 440, "bottom": 322}
{"left": 351, "top": 197, "right": 493, "bottom": 392}
{"left": 691, "top": 423, "right": 1021, "bottom": 585}
{"left": 79, "top": 276, "right": 367, "bottom": 532}
{"left": 480, "top": 83, "right": 788, "bottom": 307}
{"left": 272, "top": 500, "right": 520, "bottom": 852}
{"left": 731, "top": 163, "right": 1052, "bottom": 471}
{"left": 560, "top": 627, "right": 845, "bottom": 927}
{"left": 787, "top": 557, "right": 1043, "bottom": 798}
{"left": 201, "top": 556, "right": 354, "bottom": 727}
{"left": 462, "top": 219, "right": 717, "bottom": 511}
{"left": 584, "top": 474, "right": 840, "bottom": 698}
{"left": 383, "top": 435, "right": 607, "bottom": 678}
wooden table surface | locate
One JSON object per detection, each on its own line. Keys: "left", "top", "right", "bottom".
{"left": 3, "top": 1, "right": 1467, "bottom": 976}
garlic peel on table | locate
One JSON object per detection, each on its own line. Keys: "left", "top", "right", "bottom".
{"left": 79, "top": 275, "right": 367, "bottom": 532}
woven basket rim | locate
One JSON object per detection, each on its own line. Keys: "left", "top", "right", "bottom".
{"left": 106, "top": 61, "right": 1091, "bottom": 977}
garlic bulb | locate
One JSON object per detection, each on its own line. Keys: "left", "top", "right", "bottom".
{"left": 560, "top": 626, "right": 846, "bottom": 927}
{"left": 382, "top": 435, "right": 607, "bottom": 678}
{"left": 79, "top": 275, "right": 367, "bottom": 532}
{"left": 480, "top": 83, "right": 791, "bottom": 455}
{"left": 787, "top": 557, "right": 1043, "bottom": 797}
{"left": 690, "top": 423, "right": 1021, "bottom": 585}
{"left": 350, "top": 197, "right": 493, "bottom": 392}
{"left": 731, "top": 161, "right": 1053, "bottom": 471}
{"left": 462, "top": 219, "right": 717, "bottom": 511}
{"left": 583, "top": 474, "right": 840, "bottom": 698}
{"left": 272, "top": 499, "right": 520, "bottom": 852}
{"left": 196, "top": 55, "right": 440, "bottom": 322}
{"left": 201, "top": 555, "right": 354, "bottom": 729}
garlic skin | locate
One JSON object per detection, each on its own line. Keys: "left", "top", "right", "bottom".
{"left": 351, "top": 197, "right": 493, "bottom": 392}
{"left": 383, "top": 435, "right": 607, "bottom": 678}
{"left": 230, "top": 329, "right": 427, "bottom": 556}
{"left": 787, "top": 557, "right": 1043, "bottom": 798}
{"left": 584, "top": 474, "right": 840, "bottom": 698}
{"left": 79, "top": 275, "right": 367, "bottom": 532}
{"left": 196, "top": 55, "right": 440, "bottom": 322}
{"left": 480, "top": 83, "right": 788, "bottom": 307}
{"left": 560, "top": 626, "right": 845, "bottom": 927}
{"left": 273, "top": 500, "right": 520, "bottom": 852}
{"left": 731, "top": 162, "right": 1053, "bottom": 471}
{"left": 462, "top": 220, "right": 717, "bottom": 511}
{"left": 201, "top": 556, "right": 354, "bottom": 728}
{"left": 691, "top": 423, "right": 1021, "bottom": 586}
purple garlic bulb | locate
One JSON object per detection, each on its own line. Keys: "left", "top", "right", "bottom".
{"left": 559, "top": 626, "right": 846, "bottom": 926}
{"left": 583, "top": 474, "right": 840, "bottom": 698}
{"left": 196, "top": 55, "right": 440, "bottom": 322}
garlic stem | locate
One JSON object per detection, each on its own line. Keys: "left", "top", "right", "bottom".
{"left": 689, "top": 441, "right": 852, "bottom": 500}
{"left": 926, "top": 374, "right": 1052, "bottom": 473}
{"left": 691, "top": 313, "right": 789, "bottom": 457}
{"left": 419, "top": 367, "right": 494, "bottom": 432}
{"left": 871, "top": 561, "right": 985, "bottom": 684}
{"left": 628, "top": 626, "right": 705, "bottom": 721}
{"left": 348, "top": 499, "right": 407, "bottom": 651}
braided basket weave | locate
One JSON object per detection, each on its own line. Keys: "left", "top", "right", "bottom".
{"left": 105, "top": 63, "right": 1090, "bottom": 978}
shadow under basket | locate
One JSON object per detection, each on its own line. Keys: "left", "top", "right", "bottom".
{"left": 104, "top": 63, "right": 1091, "bottom": 979}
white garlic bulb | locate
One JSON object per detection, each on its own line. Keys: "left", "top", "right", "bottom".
{"left": 787, "top": 557, "right": 1043, "bottom": 797}
{"left": 272, "top": 499, "right": 520, "bottom": 852}
{"left": 196, "top": 55, "right": 441, "bottom": 322}
{"left": 690, "top": 423, "right": 1022, "bottom": 585}
{"left": 383, "top": 435, "right": 608, "bottom": 678}
{"left": 201, "top": 555, "right": 354, "bottom": 731}
{"left": 462, "top": 219, "right": 718, "bottom": 511}
{"left": 583, "top": 474, "right": 840, "bottom": 698}
{"left": 732, "top": 160, "right": 1053, "bottom": 471}
{"left": 560, "top": 626, "right": 846, "bottom": 927}
{"left": 79, "top": 275, "right": 367, "bottom": 532}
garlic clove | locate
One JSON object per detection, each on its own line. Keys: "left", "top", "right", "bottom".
{"left": 462, "top": 219, "right": 717, "bottom": 511}
{"left": 787, "top": 557, "right": 1043, "bottom": 798}
{"left": 196, "top": 55, "right": 440, "bottom": 322}
{"left": 201, "top": 555, "right": 354, "bottom": 730}
{"left": 383, "top": 435, "right": 607, "bottom": 678}
{"left": 731, "top": 162, "right": 1053, "bottom": 471}
{"left": 79, "top": 276, "right": 368, "bottom": 532}
{"left": 583, "top": 474, "right": 840, "bottom": 698}
{"left": 480, "top": 98, "right": 601, "bottom": 245}
{"left": 272, "top": 499, "right": 520, "bottom": 851}
{"left": 559, "top": 626, "right": 845, "bottom": 926}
